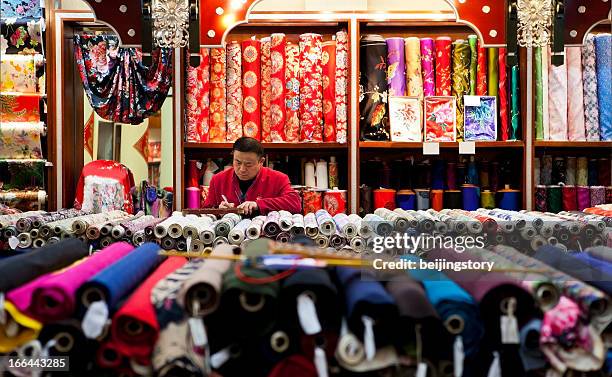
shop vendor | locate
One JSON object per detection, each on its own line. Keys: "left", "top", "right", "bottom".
{"left": 203, "top": 137, "right": 302, "bottom": 215}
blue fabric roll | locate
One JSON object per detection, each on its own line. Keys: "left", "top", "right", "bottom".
{"left": 76, "top": 242, "right": 163, "bottom": 315}
{"left": 432, "top": 160, "right": 446, "bottom": 189}
{"left": 519, "top": 319, "right": 546, "bottom": 371}
{"left": 570, "top": 251, "right": 612, "bottom": 275}
{"left": 595, "top": 34, "right": 612, "bottom": 141}
{"left": 401, "top": 255, "right": 484, "bottom": 357}
{"left": 534, "top": 245, "right": 612, "bottom": 295}
{"left": 466, "top": 159, "right": 479, "bottom": 185}
{"left": 462, "top": 186, "right": 480, "bottom": 211}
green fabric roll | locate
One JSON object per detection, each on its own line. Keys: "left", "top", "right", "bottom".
{"left": 452, "top": 40, "right": 471, "bottom": 141}
{"left": 547, "top": 186, "right": 562, "bottom": 213}
{"left": 487, "top": 47, "right": 499, "bottom": 96}
{"left": 0, "top": 160, "right": 45, "bottom": 190}
{"left": 511, "top": 64, "right": 521, "bottom": 140}
{"left": 534, "top": 47, "right": 544, "bottom": 140}
{"left": 468, "top": 35, "right": 478, "bottom": 95}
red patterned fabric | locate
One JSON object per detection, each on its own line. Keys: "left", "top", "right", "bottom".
{"left": 84, "top": 112, "right": 94, "bottom": 157}
{"left": 74, "top": 160, "right": 135, "bottom": 214}
{"left": 270, "top": 33, "right": 287, "bottom": 142}
{"left": 261, "top": 37, "right": 272, "bottom": 142}
{"left": 285, "top": 43, "right": 301, "bottom": 142}
{"left": 322, "top": 41, "right": 337, "bottom": 142}
{"left": 498, "top": 47, "right": 508, "bottom": 141}
{"left": 226, "top": 41, "right": 243, "bottom": 142}
{"left": 186, "top": 49, "right": 210, "bottom": 142}
{"left": 242, "top": 38, "right": 262, "bottom": 140}
{"left": 299, "top": 33, "right": 323, "bottom": 142}
{"left": 334, "top": 30, "right": 349, "bottom": 144}
{"left": 209, "top": 48, "right": 227, "bottom": 142}
{"left": 0, "top": 93, "right": 40, "bottom": 122}
{"left": 435, "top": 37, "right": 452, "bottom": 96}
{"left": 476, "top": 45, "right": 488, "bottom": 96}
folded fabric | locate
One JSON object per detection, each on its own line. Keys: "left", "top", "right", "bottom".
{"left": 0, "top": 93, "right": 40, "bottom": 122}
{"left": 0, "top": 238, "right": 88, "bottom": 292}
{"left": 0, "top": 121, "right": 45, "bottom": 159}
{"left": 111, "top": 256, "right": 187, "bottom": 360}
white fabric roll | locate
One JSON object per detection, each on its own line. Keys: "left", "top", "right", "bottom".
{"left": 305, "top": 162, "right": 316, "bottom": 187}
{"left": 316, "top": 161, "right": 329, "bottom": 190}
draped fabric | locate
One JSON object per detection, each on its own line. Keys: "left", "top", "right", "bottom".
{"left": 420, "top": 37, "right": 435, "bottom": 96}
{"left": 0, "top": 93, "right": 39, "bottom": 122}
{"left": 595, "top": 34, "right": 612, "bottom": 141}
{"left": 209, "top": 47, "right": 227, "bottom": 142}
{"left": 322, "top": 41, "right": 337, "bottom": 142}
{"left": 548, "top": 50, "right": 568, "bottom": 140}
{"left": 284, "top": 43, "right": 300, "bottom": 142}
{"left": 582, "top": 35, "right": 600, "bottom": 141}
{"left": 261, "top": 37, "right": 273, "bottom": 142}
{"left": 451, "top": 40, "right": 470, "bottom": 141}
{"left": 298, "top": 33, "right": 323, "bottom": 142}
{"left": 434, "top": 37, "right": 452, "bottom": 96}
{"left": 335, "top": 30, "right": 349, "bottom": 144}
{"left": 242, "top": 39, "right": 262, "bottom": 140}
{"left": 404, "top": 37, "right": 422, "bottom": 97}
{"left": 73, "top": 35, "right": 172, "bottom": 125}
{"left": 385, "top": 38, "right": 405, "bottom": 96}
{"left": 476, "top": 45, "right": 488, "bottom": 95}
{"left": 534, "top": 47, "right": 544, "bottom": 140}
{"left": 186, "top": 48, "right": 210, "bottom": 142}
{"left": 566, "top": 47, "right": 586, "bottom": 141}
{"left": 359, "top": 35, "right": 389, "bottom": 141}
{"left": 226, "top": 41, "right": 243, "bottom": 142}
{"left": 498, "top": 48, "right": 509, "bottom": 141}
{"left": 270, "top": 33, "right": 287, "bottom": 142}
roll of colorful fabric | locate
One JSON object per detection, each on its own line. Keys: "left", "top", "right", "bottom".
{"left": 566, "top": 47, "right": 586, "bottom": 141}
{"left": 435, "top": 37, "right": 452, "bottom": 96}
{"left": 420, "top": 37, "right": 435, "bottom": 96}
{"left": 582, "top": 35, "right": 600, "bottom": 141}
{"left": 284, "top": 42, "right": 301, "bottom": 142}
{"left": 0, "top": 54, "right": 38, "bottom": 93}
{"left": 498, "top": 48, "right": 508, "bottom": 141}
{"left": 322, "top": 40, "right": 337, "bottom": 142}
{"left": 0, "top": 122, "right": 44, "bottom": 159}
{"left": 566, "top": 156, "right": 577, "bottom": 185}
{"left": 335, "top": 30, "right": 349, "bottom": 144}
{"left": 595, "top": 34, "right": 612, "bottom": 141}
{"left": 0, "top": 93, "right": 40, "bottom": 122}
{"left": 209, "top": 47, "right": 227, "bottom": 142}
{"left": 299, "top": 33, "right": 323, "bottom": 142}
{"left": 468, "top": 35, "right": 478, "bottom": 95}
{"left": 385, "top": 37, "right": 406, "bottom": 96}
{"left": 261, "top": 37, "right": 273, "bottom": 142}
{"left": 185, "top": 48, "right": 210, "bottom": 142}
{"left": 534, "top": 47, "right": 544, "bottom": 140}
{"left": 359, "top": 35, "right": 389, "bottom": 141}
{"left": 510, "top": 61, "right": 521, "bottom": 140}
{"left": 226, "top": 41, "right": 243, "bottom": 142}
{"left": 577, "top": 157, "right": 588, "bottom": 186}
{"left": 591, "top": 186, "right": 606, "bottom": 207}
{"left": 476, "top": 44, "right": 488, "bottom": 95}
{"left": 404, "top": 37, "right": 422, "bottom": 97}
{"left": 548, "top": 50, "right": 568, "bottom": 140}
{"left": 542, "top": 48, "right": 550, "bottom": 140}
{"left": 451, "top": 40, "right": 470, "bottom": 141}
{"left": 270, "top": 33, "right": 287, "bottom": 142}
{"left": 487, "top": 48, "right": 498, "bottom": 96}
{"left": 577, "top": 186, "right": 590, "bottom": 210}
{"left": 242, "top": 38, "right": 262, "bottom": 140}
{"left": 535, "top": 185, "right": 547, "bottom": 212}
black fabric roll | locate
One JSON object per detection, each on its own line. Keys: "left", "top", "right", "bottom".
{"left": 0, "top": 238, "right": 88, "bottom": 292}
{"left": 443, "top": 190, "right": 462, "bottom": 209}
{"left": 552, "top": 157, "right": 566, "bottom": 184}
{"left": 38, "top": 319, "right": 96, "bottom": 373}
{"left": 359, "top": 185, "right": 372, "bottom": 216}
{"left": 359, "top": 35, "right": 389, "bottom": 141}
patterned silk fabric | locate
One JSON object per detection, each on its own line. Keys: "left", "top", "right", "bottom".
{"left": 498, "top": 48, "right": 508, "bottom": 141}
{"left": 468, "top": 35, "right": 477, "bottom": 95}
{"left": 451, "top": 40, "right": 470, "bottom": 141}
{"left": 404, "top": 37, "right": 422, "bottom": 97}
{"left": 226, "top": 41, "right": 243, "bottom": 142}
{"left": 322, "top": 41, "right": 336, "bottom": 142}
{"left": 0, "top": 121, "right": 44, "bottom": 159}
{"left": 298, "top": 33, "right": 323, "bottom": 142}
{"left": 261, "top": 37, "right": 273, "bottom": 142}
{"left": 359, "top": 35, "right": 389, "bottom": 141}
{"left": 242, "top": 39, "right": 261, "bottom": 140}
{"left": 548, "top": 49, "right": 568, "bottom": 141}
{"left": 534, "top": 47, "right": 544, "bottom": 140}
{"left": 335, "top": 30, "right": 349, "bottom": 144}
{"left": 434, "top": 37, "right": 451, "bottom": 96}
{"left": 582, "top": 35, "right": 600, "bottom": 141}
{"left": 566, "top": 47, "right": 586, "bottom": 141}
{"left": 284, "top": 43, "right": 300, "bottom": 142}
{"left": 385, "top": 37, "right": 406, "bottom": 97}
{"left": 186, "top": 48, "right": 210, "bottom": 142}
{"left": 73, "top": 35, "right": 172, "bottom": 125}
{"left": 476, "top": 44, "right": 488, "bottom": 95}
{"left": 209, "top": 47, "right": 227, "bottom": 142}
{"left": 419, "top": 38, "right": 435, "bottom": 96}
{"left": 1, "top": 0, "right": 42, "bottom": 20}
{"left": 1, "top": 21, "right": 44, "bottom": 55}
{"left": 270, "top": 33, "right": 287, "bottom": 142}
{"left": 595, "top": 34, "right": 612, "bottom": 141}
{"left": 0, "top": 54, "right": 38, "bottom": 93}
{"left": 0, "top": 93, "right": 39, "bottom": 122}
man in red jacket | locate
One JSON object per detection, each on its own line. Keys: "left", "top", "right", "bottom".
{"left": 203, "top": 137, "right": 302, "bottom": 215}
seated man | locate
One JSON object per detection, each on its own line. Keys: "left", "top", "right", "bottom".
{"left": 203, "top": 137, "right": 302, "bottom": 215}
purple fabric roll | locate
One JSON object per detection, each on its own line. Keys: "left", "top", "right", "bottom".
{"left": 386, "top": 37, "right": 406, "bottom": 96}
{"left": 590, "top": 186, "right": 606, "bottom": 207}
{"left": 420, "top": 38, "right": 435, "bottom": 96}
{"left": 577, "top": 186, "right": 591, "bottom": 211}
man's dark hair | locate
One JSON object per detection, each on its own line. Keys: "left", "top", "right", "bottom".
{"left": 233, "top": 137, "right": 264, "bottom": 158}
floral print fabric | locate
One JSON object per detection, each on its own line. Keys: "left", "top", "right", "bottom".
{"left": 424, "top": 96, "right": 456, "bottom": 142}
{"left": 0, "top": 54, "right": 39, "bottom": 92}
{"left": 0, "top": 93, "right": 39, "bottom": 122}
{"left": 0, "top": 121, "right": 44, "bottom": 159}
{"left": 435, "top": 37, "right": 452, "bottom": 96}
{"left": 186, "top": 49, "right": 210, "bottom": 142}
{"left": 582, "top": 35, "right": 600, "bottom": 141}
{"left": 225, "top": 42, "right": 243, "bottom": 142}
{"left": 284, "top": 43, "right": 300, "bottom": 142}
{"left": 1, "top": 0, "right": 42, "bottom": 20}
{"left": 335, "top": 30, "right": 349, "bottom": 144}
{"left": 209, "top": 47, "right": 227, "bottom": 142}
{"left": 82, "top": 176, "right": 126, "bottom": 213}
{"left": 359, "top": 35, "right": 389, "bottom": 141}
{"left": 241, "top": 39, "right": 261, "bottom": 140}
{"left": 260, "top": 37, "right": 272, "bottom": 142}
{"left": 1, "top": 20, "right": 43, "bottom": 55}
{"left": 322, "top": 41, "right": 336, "bottom": 142}
{"left": 269, "top": 33, "right": 287, "bottom": 142}
{"left": 299, "top": 33, "right": 323, "bottom": 142}
{"left": 73, "top": 34, "right": 173, "bottom": 125}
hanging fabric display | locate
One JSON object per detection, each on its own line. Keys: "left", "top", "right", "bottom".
{"left": 0, "top": 93, "right": 40, "bottom": 122}
{"left": 451, "top": 40, "right": 470, "bottom": 141}
{"left": 510, "top": 58, "right": 520, "bottom": 140}
{"left": 284, "top": 42, "right": 300, "bottom": 142}
{"left": 298, "top": 33, "right": 323, "bottom": 142}
{"left": 186, "top": 48, "right": 211, "bottom": 142}
{"left": 404, "top": 37, "right": 422, "bottom": 97}
{"left": 359, "top": 35, "right": 389, "bottom": 141}
{"left": 322, "top": 40, "right": 337, "bottom": 142}
{"left": 582, "top": 35, "right": 600, "bottom": 141}
{"left": 226, "top": 41, "right": 243, "bottom": 142}
{"left": 1, "top": 0, "right": 42, "bottom": 20}
{"left": 594, "top": 34, "right": 612, "bottom": 141}
{"left": 534, "top": 47, "right": 544, "bottom": 140}
{"left": 498, "top": 48, "right": 508, "bottom": 141}
{"left": 73, "top": 35, "right": 172, "bottom": 125}
{"left": 476, "top": 44, "right": 487, "bottom": 95}
{"left": 0, "top": 160, "right": 45, "bottom": 190}
{"left": 468, "top": 35, "right": 477, "bottom": 95}
{"left": 566, "top": 47, "right": 585, "bottom": 141}
{"left": 0, "top": 54, "right": 39, "bottom": 93}
{"left": 270, "top": 33, "right": 287, "bottom": 142}
{"left": 385, "top": 37, "right": 406, "bottom": 97}
{"left": 335, "top": 30, "right": 349, "bottom": 144}
{"left": 434, "top": 37, "right": 452, "bottom": 96}
{"left": 0, "top": 21, "right": 44, "bottom": 55}
{"left": 242, "top": 38, "right": 262, "bottom": 140}
{"left": 548, "top": 49, "right": 568, "bottom": 140}
{"left": 420, "top": 37, "right": 435, "bottom": 96}
{"left": 209, "top": 47, "right": 227, "bottom": 142}
{"left": 261, "top": 37, "right": 272, "bottom": 142}
{"left": 0, "top": 121, "right": 44, "bottom": 159}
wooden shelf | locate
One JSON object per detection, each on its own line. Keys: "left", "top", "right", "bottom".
{"left": 359, "top": 141, "right": 525, "bottom": 149}
{"left": 184, "top": 142, "right": 349, "bottom": 150}
{"left": 534, "top": 141, "right": 612, "bottom": 148}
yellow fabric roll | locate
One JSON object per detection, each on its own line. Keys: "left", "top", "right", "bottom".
{"left": 452, "top": 40, "right": 471, "bottom": 141}
{"left": 404, "top": 37, "right": 423, "bottom": 97}
{"left": 0, "top": 301, "right": 42, "bottom": 353}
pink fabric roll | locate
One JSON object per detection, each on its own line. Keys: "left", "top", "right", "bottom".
{"left": 226, "top": 41, "right": 243, "bottom": 142}
{"left": 335, "top": 30, "right": 349, "bottom": 144}
{"left": 10, "top": 242, "right": 134, "bottom": 322}
{"left": 566, "top": 47, "right": 586, "bottom": 141}
{"left": 577, "top": 186, "right": 591, "bottom": 211}
{"left": 420, "top": 38, "right": 435, "bottom": 97}
{"left": 548, "top": 50, "right": 568, "bottom": 140}
{"left": 261, "top": 37, "right": 273, "bottom": 142}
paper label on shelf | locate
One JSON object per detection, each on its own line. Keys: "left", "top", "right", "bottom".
{"left": 423, "top": 142, "right": 440, "bottom": 155}
{"left": 459, "top": 142, "right": 476, "bottom": 155}
{"left": 464, "top": 95, "right": 482, "bottom": 107}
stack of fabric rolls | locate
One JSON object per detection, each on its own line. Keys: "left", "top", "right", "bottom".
{"left": 185, "top": 31, "right": 349, "bottom": 144}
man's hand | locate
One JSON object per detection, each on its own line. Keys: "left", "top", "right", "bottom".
{"left": 219, "top": 201, "right": 235, "bottom": 209}
{"left": 237, "top": 201, "right": 258, "bottom": 215}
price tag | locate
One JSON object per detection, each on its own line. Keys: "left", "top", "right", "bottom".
{"left": 82, "top": 301, "right": 109, "bottom": 339}
{"left": 500, "top": 315, "right": 520, "bottom": 344}
{"left": 196, "top": 161, "right": 203, "bottom": 170}
{"left": 416, "top": 362, "right": 428, "bottom": 377}
{"left": 464, "top": 95, "right": 482, "bottom": 107}
{"left": 210, "top": 347, "right": 231, "bottom": 369}
{"left": 297, "top": 293, "right": 322, "bottom": 335}
{"left": 189, "top": 317, "right": 208, "bottom": 347}
{"left": 8, "top": 237, "right": 19, "bottom": 250}
{"left": 459, "top": 142, "right": 476, "bottom": 155}
{"left": 423, "top": 142, "right": 440, "bottom": 155}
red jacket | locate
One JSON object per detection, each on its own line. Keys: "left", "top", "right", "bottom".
{"left": 203, "top": 167, "right": 302, "bottom": 215}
